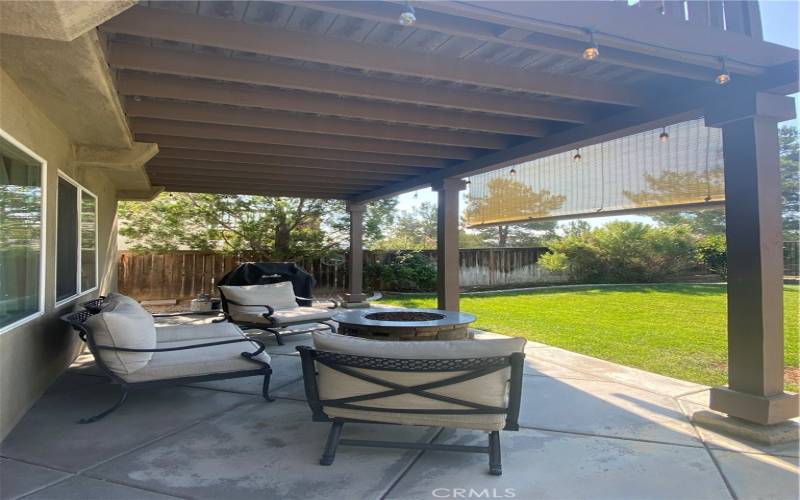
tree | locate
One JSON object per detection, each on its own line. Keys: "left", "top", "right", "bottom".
{"left": 372, "top": 201, "right": 437, "bottom": 250}
{"left": 780, "top": 125, "right": 799, "bottom": 241}
{"left": 539, "top": 221, "right": 695, "bottom": 283}
{"left": 648, "top": 124, "right": 799, "bottom": 240}
{"left": 464, "top": 177, "right": 564, "bottom": 248}
{"left": 119, "top": 193, "right": 397, "bottom": 258}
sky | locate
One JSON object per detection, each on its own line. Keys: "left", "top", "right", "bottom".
{"left": 396, "top": 2, "right": 799, "bottom": 230}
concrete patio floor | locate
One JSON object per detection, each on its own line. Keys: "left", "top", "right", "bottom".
{"left": 1, "top": 316, "right": 798, "bottom": 500}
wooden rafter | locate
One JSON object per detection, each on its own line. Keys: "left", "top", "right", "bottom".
{"left": 131, "top": 118, "right": 481, "bottom": 160}
{"left": 118, "top": 72, "right": 553, "bottom": 136}
{"left": 101, "top": 6, "right": 648, "bottom": 106}
{"left": 110, "top": 42, "right": 597, "bottom": 123}
{"left": 125, "top": 98, "right": 516, "bottom": 149}
{"left": 135, "top": 134, "right": 455, "bottom": 168}
{"left": 150, "top": 156, "right": 423, "bottom": 178}
{"left": 161, "top": 184, "right": 350, "bottom": 199}
{"left": 293, "top": 0, "right": 725, "bottom": 81}
{"left": 148, "top": 169, "right": 388, "bottom": 188}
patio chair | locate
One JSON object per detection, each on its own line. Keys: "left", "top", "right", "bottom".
{"left": 297, "top": 332, "right": 526, "bottom": 476}
{"left": 217, "top": 281, "right": 338, "bottom": 345}
{"left": 62, "top": 294, "right": 273, "bottom": 424}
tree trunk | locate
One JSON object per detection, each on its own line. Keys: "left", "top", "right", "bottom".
{"left": 498, "top": 225, "right": 508, "bottom": 247}
{"left": 274, "top": 212, "right": 292, "bottom": 260}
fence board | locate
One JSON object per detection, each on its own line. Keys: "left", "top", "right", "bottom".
{"left": 117, "top": 243, "right": 800, "bottom": 301}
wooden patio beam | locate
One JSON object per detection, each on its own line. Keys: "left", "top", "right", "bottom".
{"left": 295, "top": 1, "right": 722, "bottom": 81}
{"left": 153, "top": 151, "right": 425, "bottom": 177}
{"left": 149, "top": 176, "right": 362, "bottom": 193}
{"left": 101, "top": 6, "right": 647, "bottom": 106}
{"left": 160, "top": 184, "right": 350, "bottom": 199}
{"left": 110, "top": 42, "right": 597, "bottom": 124}
{"left": 117, "top": 72, "right": 553, "bottom": 136}
{"left": 125, "top": 98, "right": 515, "bottom": 150}
{"left": 148, "top": 169, "right": 388, "bottom": 188}
{"left": 149, "top": 157, "right": 417, "bottom": 181}
{"left": 130, "top": 118, "right": 481, "bottom": 160}
{"left": 136, "top": 134, "right": 454, "bottom": 168}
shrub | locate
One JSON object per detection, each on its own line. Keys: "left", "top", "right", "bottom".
{"left": 539, "top": 221, "right": 695, "bottom": 283}
{"left": 366, "top": 251, "right": 437, "bottom": 292}
{"left": 696, "top": 235, "right": 727, "bottom": 279}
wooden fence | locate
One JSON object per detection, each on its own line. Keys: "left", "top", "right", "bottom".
{"left": 118, "top": 242, "right": 800, "bottom": 301}
{"left": 118, "top": 248, "right": 564, "bottom": 301}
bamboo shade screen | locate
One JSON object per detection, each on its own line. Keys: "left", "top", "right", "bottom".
{"left": 464, "top": 119, "right": 724, "bottom": 227}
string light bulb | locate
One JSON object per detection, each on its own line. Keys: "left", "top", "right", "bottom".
{"left": 573, "top": 149, "right": 582, "bottom": 162}
{"left": 715, "top": 57, "right": 731, "bottom": 85}
{"left": 659, "top": 127, "right": 670, "bottom": 143}
{"left": 582, "top": 30, "right": 599, "bottom": 60}
{"left": 413, "top": 191, "right": 418, "bottom": 199}
{"left": 398, "top": 1, "right": 416, "bottom": 26}
{"left": 509, "top": 168, "right": 517, "bottom": 177}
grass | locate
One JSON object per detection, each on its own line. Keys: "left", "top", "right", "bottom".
{"left": 380, "top": 284, "right": 799, "bottom": 392}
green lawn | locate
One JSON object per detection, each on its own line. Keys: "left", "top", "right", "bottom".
{"left": 380, "top": 284, "right": 799, "bottom": 392}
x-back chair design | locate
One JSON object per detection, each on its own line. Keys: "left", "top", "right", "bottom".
{"left": 297, "top": 341, "right": 525, "bottom": 476}
{"left": 63, "top": 296, "right": 273, "bottom": 424}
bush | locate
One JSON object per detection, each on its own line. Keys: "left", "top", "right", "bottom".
{"left": 696, "top": 235, "right": 727, "bottom": 279}
{"left": 539, "top": 221, "right": 695, "bottom": 283}
{"left": 366, "top": 251, "right": 437, "bottom": 292}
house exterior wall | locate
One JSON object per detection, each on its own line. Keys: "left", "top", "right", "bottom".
{"left": 0, "top": 67, "right": 119, "bottom": 440}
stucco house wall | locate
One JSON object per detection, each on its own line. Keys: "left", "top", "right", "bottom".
{"left": 0, "top": 67, "right": 120, "bottom": 440}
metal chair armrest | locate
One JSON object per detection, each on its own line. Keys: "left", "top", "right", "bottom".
{"left": 295, "top": 297, "right": 339, "bottom": 309}
{"left": 94, "top": 337, "right": 267, "bottom": 359}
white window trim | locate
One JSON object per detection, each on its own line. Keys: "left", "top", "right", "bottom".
{"left": 0, "top": 129, "right": 47, "bottom": 335}
{"left": 54, "top": 171, "right": 98, "bottom": 307}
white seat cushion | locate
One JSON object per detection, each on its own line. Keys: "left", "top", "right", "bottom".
{"left": 122, "top": 336, "right": 271, "bottom": 383}
{"left": 219, "top": 282, "right": 298, "bottom": 320}
{"left": 233, "top": 306, "right": 333, "bottom": 325}
{"left": 85, "top": 301, "right": 156, "bottom": 375}
{"left": 312, "top": 332, "right": 525, "bottom": 431}
{"left": 156, "top": 322, "right": 245, "bottom": 343}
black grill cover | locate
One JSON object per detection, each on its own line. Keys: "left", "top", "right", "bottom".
{"left": 217, "top": 262, "right": 316, "bottom": 307}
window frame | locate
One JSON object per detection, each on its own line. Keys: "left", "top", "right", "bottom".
{"left": 54, "top": 171, "right": 98, "bottom": 307}
{"left": 0, "top": 129, "right": 48, "bottom": 335}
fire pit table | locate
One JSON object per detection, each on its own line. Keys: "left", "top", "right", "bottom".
{"left": 332, "top": 308, "right": 476, "bottom": 341}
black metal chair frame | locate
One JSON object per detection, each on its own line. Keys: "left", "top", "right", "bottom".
{"left": 61, "top": 307, "right": 274, "bottom": 424}
{"left": 296, "top": 346, "right": 525, "bottom": 476}
{"left": 216, "top": 287, "right": 338, "bottom": 345}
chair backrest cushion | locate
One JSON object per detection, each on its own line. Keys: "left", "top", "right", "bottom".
{"left": 311, "top": 332, "right": 525, "bottom": 431}
{"left": 104, "top": 292, "right": 143, "bottom": 310}
{"left": 219, "top": 282, "right": 298, "bottom": 319}
{"left": 85, "top": 300, "right": 156, "bottom": 375}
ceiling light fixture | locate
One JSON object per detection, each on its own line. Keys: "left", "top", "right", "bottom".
{"left": 398, "top": 1, "right": 416, "bottom": 26}
{"left": 715, "top": 56, "right": 731, "bottom": 85}
{"left": 582, "top": 29, "right": 599, "bottom": 60}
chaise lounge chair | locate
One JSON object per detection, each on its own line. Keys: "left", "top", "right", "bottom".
{"left": 62, "top": 293, "right": 273, "bottom": 423}
{"left": 297, "top": 332, "right": 526, "bottom": 475}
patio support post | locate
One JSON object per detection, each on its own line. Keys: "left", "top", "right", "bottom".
{"left": 344, "top": 202, "right": 369, "bottom": 308}
{"left": 705, "top": 92, "right": 798, "bottom": 425}
{"left": 432, "top": 178, "right": 467, "bottom": 311}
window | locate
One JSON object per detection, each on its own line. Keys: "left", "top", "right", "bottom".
{"left": 56, "top": 174, "right": 97, "bottom": 304}
{"left": 0, "top": 134, "right": 44, "bottom": 331}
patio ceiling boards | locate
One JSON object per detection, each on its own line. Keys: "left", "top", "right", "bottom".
{"left": 98, "top": 1, "right": 798, "bottom": 201}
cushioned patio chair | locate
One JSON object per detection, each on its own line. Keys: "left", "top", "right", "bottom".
{"left": 217, "top": 281, "right": 337, "bottom": 345}
{"left": 62, "top": 293, "right": 273, "bottom": 424}
{"left": 297, "top": 332, "right": 526, "bottom": 476}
